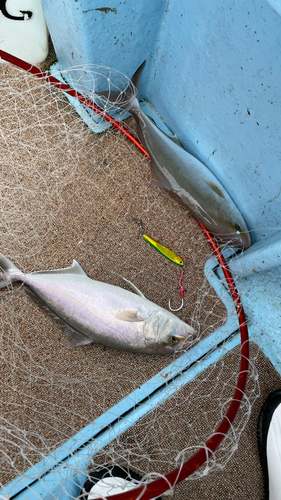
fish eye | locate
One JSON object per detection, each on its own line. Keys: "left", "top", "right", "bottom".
{"left": 233, "top": 223, "right": 242, "bottom": 234}
{"left": 169, "top": 336, "right": 178, "bottom": 344}
{"left": 179, "top": 260, "right": 183, "bottom": 265}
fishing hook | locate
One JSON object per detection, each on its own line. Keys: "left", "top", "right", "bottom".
{"left": 168, "top": 296, "right": 184, "bottom": 312}
{"left": 169, "top": 269, "right": 185, "bottom": 312}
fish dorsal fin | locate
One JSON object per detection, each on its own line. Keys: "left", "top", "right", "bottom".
{"left": 150, "top": 161, "right": 173, "bottom": 191}
{"left": 115, "top": 309, "right": 144, "bottom": 322}
{"left": 131, "top": 60, "right": 147, "bottom": 94}
{"left": 30, "top": 260, "right": 87, "bottom": 276}
{"left": 64, "top": 325, "right": 93, "bottom": 349}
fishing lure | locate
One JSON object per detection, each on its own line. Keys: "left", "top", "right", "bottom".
{"left": 125, "top": 212, "right": 184, "bottom": 266}
{"left": 125, "top": 211, "right": 185, "bottom": 311}
{"left": 142, "top": 234, "right": 184, "bottom": 267}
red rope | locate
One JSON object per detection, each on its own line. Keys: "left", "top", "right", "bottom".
{"left": 179, "top": 269, "right": 185, "bottom": 300}
{"left": 0, "top": 50, "right": 249, "bottom": 499}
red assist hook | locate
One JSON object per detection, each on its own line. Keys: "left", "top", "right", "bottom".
{"left": 169, "top": 268, "right": 185, "bottom": 311}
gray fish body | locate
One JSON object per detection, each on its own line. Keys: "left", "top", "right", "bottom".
{"left": 0, "top": 254, "right": 195, "bottom": 354}
{"left": 100, "top": 62, "right": 251, "bottom": 249}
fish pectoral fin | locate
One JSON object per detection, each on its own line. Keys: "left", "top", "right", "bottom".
{"left": 63, "top": 325, "right": 93, "bottom": 349}
{"left": 150, "top": 162, "right": 173, "bottom": 191}
{"left": 30, "top": 260, "right": 87, "bottom": 277}
{"left": 115, "top": 309, "right": 144, "bottom": 322}
{"left": 160, "top": 128, "right": 182, "bottom": 147}
{"left": 204, "top": 180, "right": 225, "bottom": 198}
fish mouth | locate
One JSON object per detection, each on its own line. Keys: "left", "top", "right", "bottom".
{"left": 218, "top": 228, "right": 251, "bottom": 250}
{"left": 213, "top": 216, "right": 251, "bottom": 250}
{"left": 183, "top": 325, "right": 196, "bottom": 339}
{"left": 174, "top": 328, "right": 197, "bottom": 349}
{"left": 232, "top": 231, "right": 251, "bottom": 249}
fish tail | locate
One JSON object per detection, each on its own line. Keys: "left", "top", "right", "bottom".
{"left": 0, "top": 253, "right": 23, "bottom": 288}
{"left": 131, "top": 60, "right": 146, "bottom": 97}
{"left": 97, "top": 60, "right": 147, "bottom": 113}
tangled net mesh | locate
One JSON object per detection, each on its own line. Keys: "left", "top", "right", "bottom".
{"left": 0, "top": 62, "right": 260, "bottom": 499}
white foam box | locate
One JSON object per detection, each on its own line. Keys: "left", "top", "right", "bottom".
{"left": 0, "top": 0, "right": 48, "bottom": 64}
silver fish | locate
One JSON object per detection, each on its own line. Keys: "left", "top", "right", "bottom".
{"left": 0, "top": 254, "right": 196, "bottom": 354}
{"left": 97, "top": 61, "right": 251, "bottom": 249}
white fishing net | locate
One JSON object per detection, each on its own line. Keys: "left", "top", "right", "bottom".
{"left": 0, "top": 61, "right": 261, "bottom": 500}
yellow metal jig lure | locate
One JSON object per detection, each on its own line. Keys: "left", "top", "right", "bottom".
{"left": 125, "top": 211, "right": 185, "bottom": 311}
{"left": 125, "top": 211, "right": 184, "bottom": 266}
{"left": 142, "top": 234, "right": 184, "bottom": 267}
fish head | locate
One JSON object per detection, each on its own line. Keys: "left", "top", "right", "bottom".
{"left": 189, "top": 177, "right": 252, "bottom": 250}
{"left": 216, "top": 217, "right": 251, "bottom": 249}
{"left": 143, "top": 310, "right": 196, "bottom": 354}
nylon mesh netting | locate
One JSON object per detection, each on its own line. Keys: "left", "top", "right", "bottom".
{"left": 0, "top": 62, "right": 260, "bottom": 500}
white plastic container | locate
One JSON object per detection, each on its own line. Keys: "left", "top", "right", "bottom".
{"left": 0, "top": 0, "right": 48, "bottom": 64}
